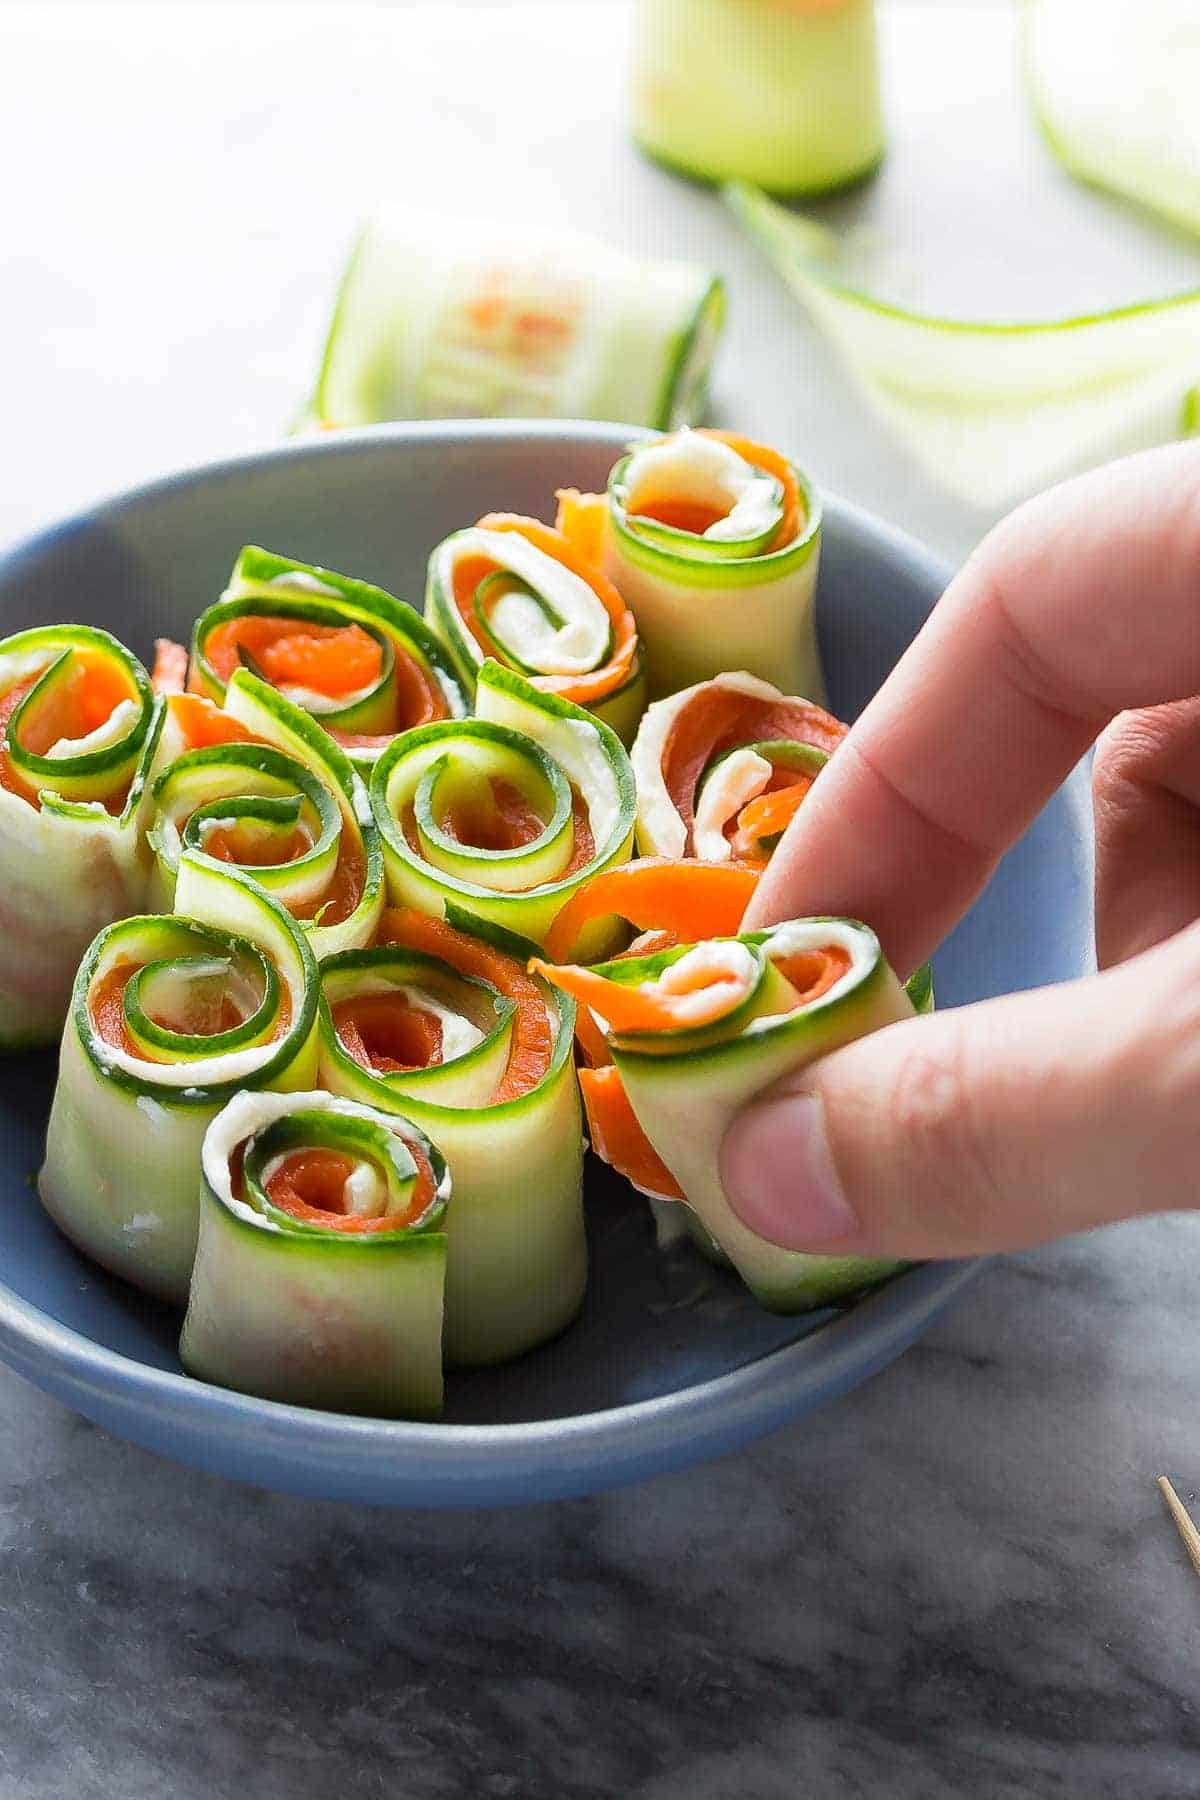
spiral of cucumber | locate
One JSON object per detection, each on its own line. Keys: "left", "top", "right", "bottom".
{"left": 0, "top": 625, "right": 162, "bottom": 1048}
{"left": 149, "top": 668, "right": 384, "bottom": 959}
{"left": 370, "top": 662, "right": 637, "bottom": 951}
{"left": 563, "top": 920, "right": 915, "bottom": 1312}
{"left": 192, "top": 547, "right": 468, "bottom": 769}
{"left": 38, "top": 853, "right": 321, "bottom": 1304}
{"left": 604, "top": 439, "right": 824, "bottom": 700}
{"left": 182, "top": 1090, "right": 449, "bottom": 1418}
{"left": 318, "top": 914, "right": 585, "bottom": 1367}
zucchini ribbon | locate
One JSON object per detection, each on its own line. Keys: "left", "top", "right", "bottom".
{"left": 1026, "top": 0, "right": 1200, "bottom": 241}
{"left": 632, "top": 0, "right": 883, "bottom": 197}
{"left": 319, "top": 906, "right": 585, "bottom": 1366}
{"left": 536, "top": 918, "right": 917, "bottom": 1313}
{"left": 425, "top": 513, "right": 646, "bottom": 744}
{"left": 370, "top": 662, "right": 637, "bottom": 951}
{"left": 38, "top": 853, "right": 320, "bottom": 1304}
{"left": 631, "top": 672, "right": 846, "bottom": 865}
{"left": 299, "top": 211, "right": 726, "bottom": 433}
{"left": 577, "top": 429, "right": 822, "bottom": 700}
{"left": 728, "top": 181, "right": 1200, "bottom": 511}
{"left": 181, "top": 1090, "right": 448, "bottom": 1419}
{"left": 188, "top": 546, "right": 467, "bottom": 770}
{"left": 0, "top": 625, "right": 161, "bottom": 1048}
{"left": 149, "top": 669, "right": 383, "bottom": 959}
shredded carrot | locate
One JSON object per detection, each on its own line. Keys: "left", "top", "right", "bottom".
{"left": 152, "top": 639, "right": 189, "bottom": 695}
{"left": 579, "top": 1064, "right": 684, "bottom": 1202}
{"left": 376, "top": 907, "right": 552, "bottom": 1102}
{"left": 544, "top": 858, "right": 758, "bottom": 963}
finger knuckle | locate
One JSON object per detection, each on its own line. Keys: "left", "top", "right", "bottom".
{"left": 880, "top": 1021, "right": 1004, "bottom": 1245}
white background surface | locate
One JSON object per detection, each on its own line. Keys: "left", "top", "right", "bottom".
{"left": 5, "top": 0, "right": 1200, "bottom": 569}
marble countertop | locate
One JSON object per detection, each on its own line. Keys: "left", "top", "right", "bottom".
{"left": 3, "top": 5, "right": 1200, "bottom": 1796}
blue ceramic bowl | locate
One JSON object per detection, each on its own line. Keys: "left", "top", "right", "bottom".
{"left": 0, "top": 423, "right": 1091, "bottom": 1506}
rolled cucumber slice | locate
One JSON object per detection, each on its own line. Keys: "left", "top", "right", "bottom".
{"left": 543, "top": 918, "right": 914, "bottom": 1312}
{"left": 318, "top": 907, "right": 585, "bottom": 1367}
{"left": 151, "top": 668, "right": 383, "bottom": 959}
{"left": 192, "top": 546, "right": 467, "bottom": 770}
{"left": 181, "top": 1090, "right": 448, "bottom": 1419}
{"left": 603, "top": 431, "right": 823, "bottom": 700}
{"left": 1026, "top": 0, "right": 1200, "bottom": 240}
{"left": 370, "top": 662, "right": 636, "bottom": 951}
{"left": 300, "top": 211, "right": 725, "bottom": 434}
{"left": 0, "top": 625, "right": 162, "bottom": 1049}
{"left": 631, "top": 671, "right": 846, "bottom": 860}
{"left": 38, "top": 853, "right": 320, "bottom": 1305}
{"left": 632, "top": 0, "right": 884, "bottom": 196}
{"left": 728, "top": 179, "right": 1200, "bottom": 511}
{"left": 425, "top": 519, "right": 647, "bottom": 746}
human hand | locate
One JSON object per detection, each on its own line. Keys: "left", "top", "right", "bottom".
{"left": 720, "top": 443, "right": 1200, "bottom": 1260}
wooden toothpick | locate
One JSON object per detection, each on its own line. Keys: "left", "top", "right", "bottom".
{"left": 1157, "top": 1476, "right": 1200, "bottom": 1580}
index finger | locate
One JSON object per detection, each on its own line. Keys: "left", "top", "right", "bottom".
{"left": 745, "top": 443, "right": 1200, "bottom": 972}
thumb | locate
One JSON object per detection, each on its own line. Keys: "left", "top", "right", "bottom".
{"left": 719, "top": 924, "right": 1200, "bottom": 1260}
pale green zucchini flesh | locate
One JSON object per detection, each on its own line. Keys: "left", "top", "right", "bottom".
{"left": 182, "top": 1090, "right": 447, "bottom": 1419}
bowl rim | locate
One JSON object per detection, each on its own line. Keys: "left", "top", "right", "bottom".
{"left": 0, "top": 420, "right": 981, "bottom": 1471}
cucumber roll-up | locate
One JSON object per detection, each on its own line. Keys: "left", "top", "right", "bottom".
{"left": 181, "top": 1090, "right": 448, "bottom": 1419}
{"left": 370, "top": 662, "right": 637, "bottom": 951}
{"left": 300, "top": 213, "right": 725, "bottom": 433}
{"left": 38, "top": 853, "right": 320, "bottom": 1304}
{"left": 319, "top": 905, "right": 585, "bottom": 1366}
{"left": 425, "top": 513, "right": 646, "bottom": 745}
{"left": 632, "top": 0, "right": 884, "bottom": 197}
{"left": 630, "top": 671, "right": 845, "bottom": 864}
{"left": 0, "top": 625, "right": 161, "bottom": 1049}
{"left": 560, "top": 430, "right": 823, "bottom": 699}
{"left": 535, "top": 918, "right": 915, "bottom": 1312}
{"left": 182, "top": 546, "right": 467, "bottom": 771}
{"left": 148, "top": 671, "right": 383, "bottom": 959}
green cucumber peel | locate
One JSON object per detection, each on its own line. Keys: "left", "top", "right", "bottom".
{"left": 654, "top": 276, "right": 727, "bottom": 430}
{"left": 607, "top": 451, "right": 820, "bottom": 587}
{"left": 122, "top": 946, "right": 280, "bottom": 1062}
{"left": 319, "top": 946, "right": 517, "bottom": 1107}
{"left": 206, "top": 670, "right": 385, "bottom": 957}
{"left": 631, "top": 0, "right": 884, "bottom": 197}
{"left": 727, "top": 177, "right": 1200, "bottom": 511}
{"left": 425, "top": 530, "right": 615, "bottom": 694}
{"left": 317, "top": 900, "right": 585, "bottom": 1366}
{"left": 0, "top": 625, "right": 154, "bottom": 805}
{"left": 241, "top": 1106, "right": 447, "bottom": 1240}
{"left": 195, "top": 545, "right": 468, "bottom": 730}
{"left": 299, "top": 214, "right": 725, "bottom": 435}
{"left": 181, "top": 1089, "right": 448, "bottom": 1417}
{"left": 371, "top": 663, "right": 636, "bottom": 946}
{"left": 598, "top": 917, "right": 914, "bottom": 1313}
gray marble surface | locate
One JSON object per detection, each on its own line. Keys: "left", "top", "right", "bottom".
{"left": 3, "top": 4, "right": 1200, "bottom": 1797}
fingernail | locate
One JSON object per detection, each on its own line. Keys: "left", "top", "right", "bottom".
{"left": 720, "top": 1094, "right": 858, "bottom": 1249}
